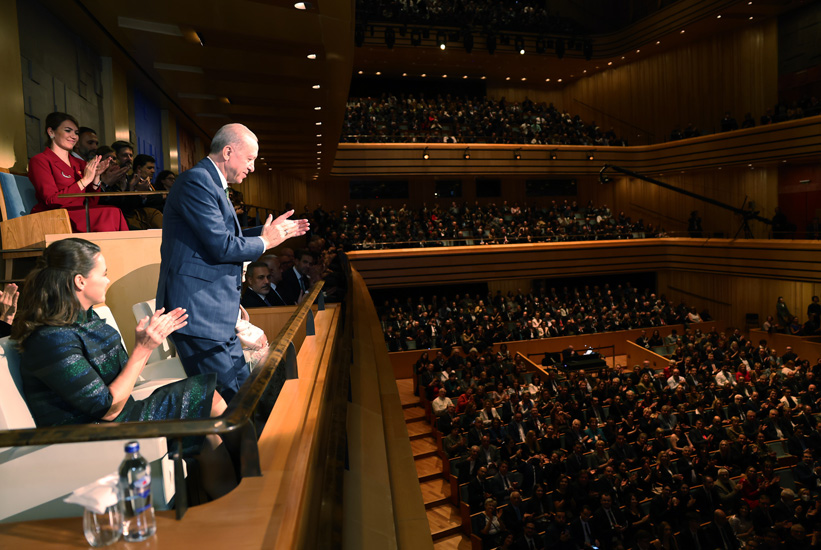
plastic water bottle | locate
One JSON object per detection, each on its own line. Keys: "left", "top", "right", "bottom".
{"left": 118, "top": 441, "right": 156, "bottom": 541}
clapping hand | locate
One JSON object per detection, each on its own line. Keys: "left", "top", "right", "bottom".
{"left": 134, "top": 307, "right": 188, "bottom": 351}
{"left": 0, "top": 283, "right": 18, "bottom": 324}
{"left": 81, "top": 156, "right": 103, "bottom": 187}
{"left": 261, "top": 210, "right": 310, "bottom": 250}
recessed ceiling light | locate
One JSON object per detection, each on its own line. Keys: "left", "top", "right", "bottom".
{"left": 442, "top": 74, "right": 447, "bottom": 78}
{"left": 312, "top": 84, "right": 320, "bottom": 89}
{"left": 680, "top": 29, "right": 685, "bottom": 34}
{"left": 636, "top": 49, "right": 640, "bottom": 53}
{"left": 481, "top": 76, "right": 486, "bottom": 80}
{"left": 314, "top": 106, "right": 321, "bottom": 110}
{"left": 583, "top": 70, "right": 587, "bottom": 73}
{"left": 317, "top": 143, "right": 321, "bottom": 146}
{"left": 519, "top": 49, "right": 525, "bottom": 55}
{"left": 717, "top": 14, "right": 722, "bottom": 18}
{"left": 357, "top": 70, "right": 363, "bottom": 74}
{"left": 558, "top": 78, "right": 562, "bottom": 82}
{"left": 421, "top": 73, "right": 426, "bottom": 77}
{"left": 307, "top": 53, "right": 317, "bottom": 59}
{"left": 656, "top": 41, "right": 660, "bottom": 45}
{"left": 315, "top": 122, "right": 322, "bottom": 125}
{"left": 439, "top": 43, "right": 446, "bottom": 50}
{"left": 749, "top": 16, "right": 754, "bottom": 19}
{"left": 294, "top": 2, "right": 312, "bottom": 9}
{"left": 545, "top": 78, "right": 550, "bottom": 82}
{"left": 402, "top": 72, "right": 407, "bottom": 76}
{"left": 505, "top": 76, "right": 511, "bottom": 80}
{"left": 316, "top": 134, "right": 322, "bottom": 137}
{"left": 608, "top": 61, "right": 613, "bottom": 65}
{"left": 462, "top": 75, "right": 468, "bottom": 79}
{"left": 375, "top": 71, "right": 381, "bottom": 75}
{"left": 521, "top": 77, "right": 527, "bottom": 81}
{"left": 268, "top": 167, "right": 272, "bottom": 170}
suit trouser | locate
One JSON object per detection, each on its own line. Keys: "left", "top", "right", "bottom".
{"left": 172, "top": 332, "right": 248, "bottom": 404}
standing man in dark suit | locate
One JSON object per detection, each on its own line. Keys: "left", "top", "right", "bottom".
{"left": 278, "top": 249, "right": 315, "bottom": 305}
{"left": 157, "top": 123, "right": 307, "bottom": 401}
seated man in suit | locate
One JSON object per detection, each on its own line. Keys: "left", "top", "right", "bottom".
{"left": 279, "top": 249, "right": 315, "bottom": 305}
{"left": 241, "top": 261, "right": 278, "bottom": 308}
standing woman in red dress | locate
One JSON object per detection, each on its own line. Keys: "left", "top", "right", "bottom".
{"left": 28, "top": 112, "right": 128, "bottom": 232}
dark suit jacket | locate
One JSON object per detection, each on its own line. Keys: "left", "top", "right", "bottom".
{"left": 703, "top": 521, "right": 739, "bottom": 550}
{"left": 240, "top": 289, "right": 273, "bottom": 308}
{"left": 279, "top": 267, "right": 308, "bottom": 305}
{"left": 157, "top": 158, "right": 264, "bottom": 342}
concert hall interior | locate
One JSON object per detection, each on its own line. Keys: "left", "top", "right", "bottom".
{"left": 1, "top": 0, "right": 821, "bottom": 549}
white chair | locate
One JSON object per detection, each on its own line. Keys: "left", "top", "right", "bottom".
{"left": 0, "top": 337, "right": 176, "bottom": 522}
{"left": 97, "top": 304, "right": 187, "bottom": 383}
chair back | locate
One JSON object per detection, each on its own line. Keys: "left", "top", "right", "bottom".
{"left": 94, "top": 305, "right": 128, "bottom": 353}
{"left": 0, "top": 336, "right": 37, "bottom": 430}
{"left": 0, "top": 171, "right": 38, "bottom": 220}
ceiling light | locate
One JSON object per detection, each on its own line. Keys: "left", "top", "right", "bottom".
{"left": 402, "top": 73, "right": 407, "bottom": 76}
{"left": 421, "top": 73, "right": 426, "bottom": 77}
{"left": 440, "top": 44, "right": 446, "bottom": 50}
{"left": 557, "top": 78, "right": 562, "bottom": 82}
{"left": 314, "top": 106, "right": 321, "bottom": 110}
{"left": 519, "top": 49, "right": 525, "bottom": 55}
{"left": 583, "top": 70, "right": 587, "bottom": 73}
{"left": 442, "top": 74, "right": 447, "bottom": 78}
{"left": 316, "top": 122, "right": 322, "bottom": 125}
{"left": 608, "top": 61, "right": 613, "bottom": 66}
{"left": 437, "top": 31, "right": 447, "bottom": 50}
{"left": 317, "top": 143, "right": 321, "bottom": 146}
{"left": 357, "top": 70, "right": 363, "bottom": 74}
{"left": 680, "top": 29, "right": 685, "bottom": 34}
{"left": 268, "top": 167, "right": 272, "bottom": 170}
{"left": 521, "top": 77, "right": 527, "bottom": 81}
{"left": 307, "top": 53, "right": 317, "bottom": 59}
{"left": 656, "top": 41, "right": 660, "bottom": 45}
{"left": 375, "top": 71, "right": 381, "bottom": 75}
{"left": 462, "top": 75, "right": 468, "bottom": 79}
{"left": 316, "top": 134, "right": 322, "bottom": 137}
{"left": 294, "top": 2, "right": 312, "bottom": 9}
{"left": 749, "top": 16, "right": 754, "bottom": 19}
{"left": 636, "top": 49, "right": 640, "bottom": 53}
{"left": 505, "top": 76, "right": 511, "bottom": 80}
{"left": 717, "top": 14, "right": 722, "bottom": 18}
{"left": 545, "top": 78, "right": 550, "bottom": 82}
{"left": 587, "top": 151, "right": 595, "bottom": 160}
{"left": 312, "top": 84, "right": 320, "bottom": 89}
{"left": 481, "top": 76, "right": 486, "bottom": 80}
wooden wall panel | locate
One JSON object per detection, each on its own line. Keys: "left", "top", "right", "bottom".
{"left": 238, "top": 169, "right": 308, "bottom": 216}
{"left": 657, "top": 269, "right": 821, "bottom": 330}
{"left": 484, "top": 86, "right": 564, "bottom": 109}
{"left": 561, "top": 20, "right": 778, "bottom": 145}
{"left": 608, "top": 165, "right": 779, "bottom": 238}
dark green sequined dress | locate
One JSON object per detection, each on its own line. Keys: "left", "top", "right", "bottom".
{"left": 20, "top": 308, "right": 215, "bottom": 427}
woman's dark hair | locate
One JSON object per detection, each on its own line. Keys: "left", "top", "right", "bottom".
{"left": 12, "top": 238, "right": 101, "bottom": 347}
{"left": 44, "top": 112, "right": 79, "bottom": 147}
{"left": 96, "top": 145, "right": 115, "bottom": 159}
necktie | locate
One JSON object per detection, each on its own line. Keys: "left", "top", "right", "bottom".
{"left": 607, "top": 509, "right": 617, "bottom": 528}
{"left": 299, "top": 275, "right": 308, "bottom": 292}
{"left": 583, "top": 521, "right": 591, "bottom": 544}
{"left": 530, "top": 539, "right": 537, "bottom": 550}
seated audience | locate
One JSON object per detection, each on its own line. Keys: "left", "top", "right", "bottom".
{"left": 28, "top": 112, "right": 128, "bottom": 232}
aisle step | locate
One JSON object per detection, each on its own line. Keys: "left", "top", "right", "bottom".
{"left": 407, "top": 420, "right": 434, "bottom": 439}
{"left": 420, "top": 478, "right": 451, "bottom": 508}
{"left": 415, "top": 454, "right": 444, "bottom": 481}
{"left": 410, "top": 435, "right": 438, "bottom": 458}
{"left": 427, "top": 502, "right": 463, "bottom": 540}
{"left": 404, "top": 404, "right": 427, "bottom": 422}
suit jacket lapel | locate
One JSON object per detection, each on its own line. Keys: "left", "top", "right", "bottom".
{"left": 201, "top": 158, "right": 242, "bottom": 233}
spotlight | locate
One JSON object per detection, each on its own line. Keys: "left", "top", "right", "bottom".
{"left": 514, "top": 36, "right": 525, "bottom": 54}
{"left": 423, "top": 147, "right": 430, "bottom": 160}
{"left": 486, "top": 32, "right": 497, "bottom": 54}
{"left": 587, "top": 151, "right": 595, "bottom": 160}
{"left": 463, "top": 147, "right": 470, "bottom": 160}
{"left": 555, "top": 38, "right": 565, "bottom": 59}
{"left": 463, "top": 32, "right": 474, "bottom": 53}
{"left": 410, "top": 29, "right": 422, "bottom": 46}
{"left": 513, "top": 149, "right": 522, "bottom": 160}
{"left": 385, "top": 26, "right": 395, "bottom": 49}
{"left": 550, "top": 151, "right": 558, "bottom": 160}
{"left": 437, "top": 31, "right": 447, "bottom": 50}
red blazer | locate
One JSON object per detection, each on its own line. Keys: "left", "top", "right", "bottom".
{"left": 28, "top": 148, "right": 99, "bottom": 212}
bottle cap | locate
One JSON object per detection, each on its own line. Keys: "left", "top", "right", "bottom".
{"left": 125, "top": 441, "right": 140, "bottom": 453}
